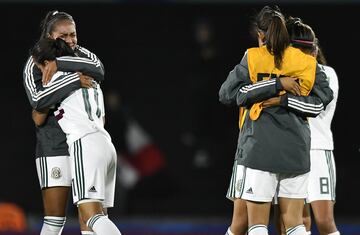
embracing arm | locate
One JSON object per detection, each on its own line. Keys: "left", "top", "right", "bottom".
{"left": 43, "top": 50, "right": 105, "bottom": 86}
{"left": 42, "top": 46, "right": 105, "bottom": 85}
{"left": 266, "top": 65, "right": 334, "bottom": 118}
{"left": 73, "top": 45, "right": 105, "bottom": 82}
{"left": 32, "top": 108, "right": 49, "bottom": 126}
{"left": 56, "top": 56, "right": 104, "bottom": 82}
{"left": 23, "top": 57, "right": 81, "bottom": 110}
{"left": 219, "top": 52, "right": 284, "bottom": 107}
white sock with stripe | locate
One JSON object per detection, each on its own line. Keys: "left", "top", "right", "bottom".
{"left": 81, "top": 231, "right": 95, "bottom": 235}
{"left": 226, "top": 227, "right": 235, "bottom": 235}
{"left": 286, "top": 224, "right": 307, "bottom": 235}
{"left": 328, "top": 232, "right": 340, "bottom": 235}
{"left": 40, "top": 216, "right": 66, "bottom": 235}
{"left": 248, "top": 224, "right": 268, "bottom": 235}
{"left": 86, "top": 214, "right": 121, "bottom": 235}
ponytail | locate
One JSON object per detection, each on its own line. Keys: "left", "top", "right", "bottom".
{"left": 254, "top": 5, "right": 289, "bottom": 69}
{"left": 265, "top": 15, "right": 289, "bottom": 69}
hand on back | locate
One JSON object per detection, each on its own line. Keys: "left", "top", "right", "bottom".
{"left": 280, "top": 77, "right": 301, "bottom": 96}
{"left": 42, "top": 60, "right": 57, "bottom": 85}
{"left": 77, "top": 72, "right": 95, "bottom": 88}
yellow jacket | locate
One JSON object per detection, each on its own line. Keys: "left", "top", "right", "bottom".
{"left": 244, "top": 45, "right": 317, "bottom": 123}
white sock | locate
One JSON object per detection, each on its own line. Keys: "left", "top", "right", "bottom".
{"left": 328, "top": 232, "right": 340, "bottom": 235}
{"left": 286, "top": 224, "right": 307, "bottom": 235}
{"left": 86, "top": 214, "right": 121, "bottom": 235}
{"left": 40, "top": 216, "right": 66, "bottom": 235}
{"left": 248, "top": 224, "right": 268, "bottom": 235}
{"left": 81, "top": 232, "right": 95, "bottom": 235}
{"left": 226, "top": 227, "right": 235, "bottom": 235}
{"left": 306, "top": 231, "right": 311, "bottom": 235}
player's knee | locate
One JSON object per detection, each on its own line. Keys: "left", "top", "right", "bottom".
{"left": 315, "top": 216, "right": 336, "bottom": 233}
{"left": 77, "top": 199, "right": 104, "bottom": 223}
{"left": 78, "top": 212, "right": 89, "bottom": 230}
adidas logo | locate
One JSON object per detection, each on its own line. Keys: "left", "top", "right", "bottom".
{"left": 246, "top": 187, "right": 253, "bottom": 194}
{"left": 89, "top": 186, "right": 97, "bottom": 192}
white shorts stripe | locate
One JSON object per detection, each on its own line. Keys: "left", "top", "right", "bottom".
{"left": 241, "top": 167, "right": 309, "bottom": 202}
{"left": 35, "top": 156, "right": 71, "bottom": 189}
{"left": 69, "top": 132, "right": 117, "bottom": 208}
{"left": 226, "top": 161, "right": 246, "bottom": 201}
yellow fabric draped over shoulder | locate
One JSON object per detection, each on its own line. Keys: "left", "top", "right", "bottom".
{"left": 245, "top": 45, "right": 317, "bottom": 121}
{"left": 238, "top": 107, "right": 247, "bottom": 130}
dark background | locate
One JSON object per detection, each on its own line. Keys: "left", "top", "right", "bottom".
{"left": 1, "top": 1, "right": 359, "bottom": 220}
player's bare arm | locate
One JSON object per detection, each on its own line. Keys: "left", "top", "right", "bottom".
{"left": 32, "top": 108, "right": 50, "bottom": 126}
{"left": 78, "top": 72, "right": 95, "bottom": 88}
{"left": 42, "top": 60, "right": 57, "bottom": 85}
{"left": 262, "top": 96, "right": 281, "bottom": 108}
{"left": 279, "top": 77, "right": 301, "bottom": 96}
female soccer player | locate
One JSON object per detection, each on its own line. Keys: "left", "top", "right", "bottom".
{"left": 30, "top": 37, "right": 121, "bottom": 235}
{"left": 274, "top": 17, "right": 340, "bottom": 235}
{"left": 23, "top": 10, "right": 105, "bottom": 235}
{"left": 219, "top": 5, "right": 333, "bottom": 235}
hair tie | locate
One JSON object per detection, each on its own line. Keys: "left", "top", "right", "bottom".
{"left": 291, "top": 39, "right": 314, "bottom": 45}
{"left": 52, "top": 11, "right": 58, "bottom": 16}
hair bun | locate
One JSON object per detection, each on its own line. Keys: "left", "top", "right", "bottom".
{"left": 287, "top": 16, "right": 302, "bottom": 25}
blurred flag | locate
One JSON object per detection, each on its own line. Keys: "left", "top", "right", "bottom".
{"left": 117, "top": 119, "right": 166, "bottom": 188}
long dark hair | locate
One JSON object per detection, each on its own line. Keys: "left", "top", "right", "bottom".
{"left": 39, "top": 10, "right": 75, "bottom": 39}
{"left": 316, "top": 39, "right": 327, "bottom": 65}
{"left": 286, "top": 17, "right": 327, "bottom": 65}
{"left": 286, "top": 17, "right": 316, "bottom": 55}
{"left": 253, "top": 5, "right": 290, "bottom": 69}
{"left": 30, "top": 38, "right": 75, "bottom": 65}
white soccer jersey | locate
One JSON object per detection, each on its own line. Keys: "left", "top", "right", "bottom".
{"left": 309, "top": 65, "right": 339, "bottom": 150}
{"left": 54, "top": 74, "right": 110, "bottom": 146}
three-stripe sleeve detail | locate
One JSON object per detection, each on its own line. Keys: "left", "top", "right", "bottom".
{"left": 240, "top": 79, "right": 276, "bottom": 93}
{"left": 57, "top": 56, "right": 100, "bottom": 67}
{"left": 288, "top": 98, "right": 324, "bottom": 114}
{"left": 24, "top": 58, "right": 80, "bottom": 103}
{"left": 77, "top": 46, "right": 101, "bottom": 67}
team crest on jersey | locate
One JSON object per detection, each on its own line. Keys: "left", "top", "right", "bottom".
{"left": 51, "top": 167, "right": 62, "bottom": 179}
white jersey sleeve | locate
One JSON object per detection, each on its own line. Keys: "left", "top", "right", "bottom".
{"left": 309, "top": 65, "right": 339, "bottom": 150}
